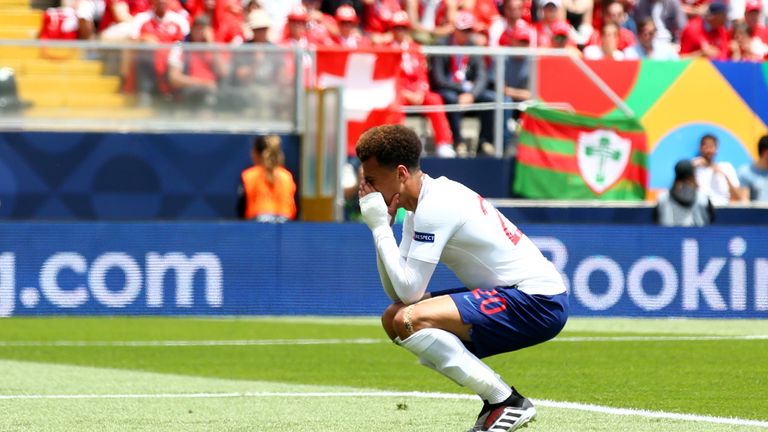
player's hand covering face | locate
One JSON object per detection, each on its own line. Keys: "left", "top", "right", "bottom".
{"left": 360, "top": 157, "right": 402, "bottom": 207}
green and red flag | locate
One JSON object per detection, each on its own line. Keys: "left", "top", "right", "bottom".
{"left": 514, "top": 106, "right": 648, "bottom": 200}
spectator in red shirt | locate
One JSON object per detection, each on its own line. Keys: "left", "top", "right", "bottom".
{"left": 550, "top": 19, "right": 583, "bottom": 54}
{"left": 167, "top": 15, "right": 231, "bottom": 110}
{"left": 405, "top": 0, "right": 459, "bottom": 44}
{"left": 39, "top": 6, "right": 80, "bottom": 40}
{"left": 134, "top": 0, "right": 188, "bottom": 43}
{"left": 744, "top": 0, "right": 768, "bottom": 45}
{"left": 679, "top": 1, "right": 730, "bottom": 59}
{"left": 187, "top": 0, "right": 245, "bottom": 44}
{"left": 99, "top": 0, "right": 150, "bottom": 40}
{"left": 390, "top": 11, "right": 456, "bottom": 157}
{"left": 461, "top": 0, "right": 502, "bottom": 45}
{"left": 283, "top": 1, "right": 335, "bottom": 46}
{"left": 283, "top": 5, "right": 313, "bottom": 47}
{"left": 362, "top": 0, "right": 403, "bottom": 45}
{"left": 681, "top": 0, "right": 709, "bottom": 18}
{"left": 584, "top": 22, "right": 639, "bottom": 58}
{"left": 586, "top": 0, "right": 637, "bottom": 50}
{"left": 534, "top": 0, "right": 568, "bottom": 47}
{"left": 488, "top": 0, "right": 530, "bottom": 46}
{"left": 731, "top": 21, "right": 766, "bottom": 60}
{"left": 332, "top": 5, "right": 371, "bottom": 48}
{"left": 133, "top": 0, "right": 190, "bottom": 103}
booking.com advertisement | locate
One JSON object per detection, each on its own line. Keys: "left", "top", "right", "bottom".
{"left": 0, "top": 223, "right": 765, "bottom": 318}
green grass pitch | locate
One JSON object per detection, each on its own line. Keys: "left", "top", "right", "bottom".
{"left": 0, "top": 316, "right": 766, "bottom": 431}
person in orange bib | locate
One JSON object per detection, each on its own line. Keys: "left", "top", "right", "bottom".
{"left": 237, "top": 135, "right": 297, "bottom": 223}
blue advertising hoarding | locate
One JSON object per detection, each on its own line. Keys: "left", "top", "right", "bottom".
{"left": 0, "top": 222, "right": 765, "bottom": 318}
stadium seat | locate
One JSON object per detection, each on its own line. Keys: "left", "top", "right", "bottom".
{"left": 17, "top": 76, "right": 120, "bottom": 94}
{"left": 0, "top": 2, "right": 138, "bottom": 115}
{"left": 0, "top": 10, "right": 42, "bottom": 27}
{"left": 0, "top": 0, "right": 33, "bottom": 9}
{"left": 0, "top": 26, "right": 37, "bottom": 39}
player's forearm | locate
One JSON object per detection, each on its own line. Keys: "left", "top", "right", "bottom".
{"left": 376, "top": 251, "right": 399, "bottom": 301}
{"left": 371, "top": 226, "right": 428, "bottom": 305}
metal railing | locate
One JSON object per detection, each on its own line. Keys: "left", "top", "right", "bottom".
{"left": 0, "top": 40, "right": 634, "bottom": 156}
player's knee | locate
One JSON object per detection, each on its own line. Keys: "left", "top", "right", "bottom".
{"left": 380, "top": 303, "right": 403, "bottom": 341}
{"left": 393, "top": 305, "right": 431, "bottom": 339}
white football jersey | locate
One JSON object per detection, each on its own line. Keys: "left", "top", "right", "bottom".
{"left": 400, "top": 175, "right": 566, "bottom": 296}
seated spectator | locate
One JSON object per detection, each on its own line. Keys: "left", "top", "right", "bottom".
{"left": 231, "top": 10, "right": 291, "bottom": 121}
{"left": 280, "top": 6, "right": 317, "bottom": 88}
{"left": 738, "top": 134, "right": 768, "bottom": 201}
{"left": 282, "top": 3, "right": 334, "bottom": 46}
{"left": 679, "top": 2, "right": 730, "bottom": 59}
{"left": 39, "top": 5, "right": 81, "bottom": 40}
{"left": 132, "top": 0, "right": 189, "bottom": 103}
{"left": 743, "top": 0, "right": 768, "bottom": 56}
{"left": 586, "top": 0, "right": 637, "bottom": 50}
{"left": 624, "top": 17, "right": 679, "bottom": 58}
{"left": 166, "top": 15, "right": 234, "bottom": 111}
{"left": 692, "top": 133, "right": 747, "bottom": 205}
{"left": 405, "top": 0, "right": 459, "bottom": 44}
{"left": 133, "top": 0, "right": 189, "bottom": 43}
{"left": 186, "top": 0, "right": 245, "bottom": 44}
{"left": 562, "top": 0, "right": 594, "bottom": 45}
{"left": 99, "top": 0, "right": 149, "bottom": 41}
{"left": 488, "top": 0, "right": 530, "bottom": 47}
{"left": 306, "top": 0, "right": 338, "bottom": 45}
{"left": 731, "top": 21, "right": 767, "bottom": 60}
{"left": 681, "top": 0, "right": 709, "bottom": 18}
{"left": 430, "top": 11, "right": 496, "bottom": 156}
{"left": 632, "top": 0, "right": 686, "bottom": 43}
{"left": 460, "top": 0, "right": 502, "bottom": 45}
{"left": 332, "top": 5, "right": 371, "bottom": 48}
{"left": 500, "top": 25, "right": 531, "bottom": 155}
{"left": 550, "top": 19, "right": 583, "bottom": 54}
{"left": 534, "top": 0, "right": 568, "bottom": 47}
{"left": 70, "top": 0, "right": 105, "bottom": 40}
{"left": 282, "top": 5, "right": 312, "bottom": 47}
{"left": 584, "top": 22, "right": 638, "bottom": 58}
{"left": 237, "top": 135, "right": 298, "bottom": 223}
{"left": 389, "top": 11, "right": 456, "bottom": 157}
{"left": 362, "top": 0, "right": 403, "bottom": 45}
{"left": 654, "top": 159, "right": 715, "bottom": 227}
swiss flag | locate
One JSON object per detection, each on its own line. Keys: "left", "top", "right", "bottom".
{"left": 316, "top": 48, "right": 403, "bottom": 157}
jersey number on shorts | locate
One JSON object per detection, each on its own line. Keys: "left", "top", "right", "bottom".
{"left": 471, "top": 288, "right": 507, "bottom": 315}
{"left": 477, "top": 195, "right": 523, "bottom": 245}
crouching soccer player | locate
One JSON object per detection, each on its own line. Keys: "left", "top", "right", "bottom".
{"left": 356, "top": 125, "right": 568, "bottom": 432}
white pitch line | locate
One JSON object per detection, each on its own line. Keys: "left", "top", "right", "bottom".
{"left": 0, "top": 391, "right": 766, "bottom": 428}
{"left": 0, "top": 338, "right": 387, "bottom": 347}
{"left": 553, "top": 335, "right": 768, "bottom": 342}
{"left": 0, "top": 335, "right": 766, "bottom": 347}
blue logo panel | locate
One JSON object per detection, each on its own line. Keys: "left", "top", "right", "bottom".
{"left": 0, "top": 223, "right": 765, "bottom": 318}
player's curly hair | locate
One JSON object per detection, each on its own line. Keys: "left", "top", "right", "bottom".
{"left": 356, "top": 125, "right": 421, "bottom": 171}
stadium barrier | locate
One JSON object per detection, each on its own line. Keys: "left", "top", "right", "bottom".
{"left": 0, "top": 131, "right": 301, "bottom": 219}
{"left": 0, "top": 222, "right": 765, "bottom": 318}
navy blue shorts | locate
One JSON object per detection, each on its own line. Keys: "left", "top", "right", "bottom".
{"left": 432, "top": 286, "right": 569, "bottom": 359}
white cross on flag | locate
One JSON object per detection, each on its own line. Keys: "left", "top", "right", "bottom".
{"left": 316, "top": 48, "right": 403, "bottom": 157}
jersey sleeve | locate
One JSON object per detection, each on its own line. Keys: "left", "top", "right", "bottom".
{"left": 407, "top": 197, "right": 462, "bottom": 264}
{"left": 399, "top": 210, "right": 415, "bottom": 258}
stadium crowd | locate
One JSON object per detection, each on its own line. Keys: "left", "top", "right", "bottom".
{"left": 40, "top": 0, "right": 768, "bottom": 63}
{"left": 36, "top": 0, "right": 768, "bottom": 157}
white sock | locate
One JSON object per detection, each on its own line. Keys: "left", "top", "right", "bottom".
{"left": 398, "top": 328, "right": 512, "bottom": 404}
